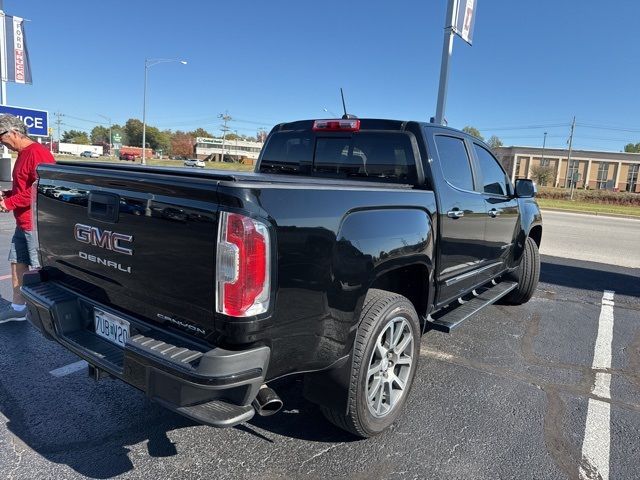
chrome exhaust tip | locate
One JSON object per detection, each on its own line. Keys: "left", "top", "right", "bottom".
{"left": 252, "top": 384, "right": 283, "bottom": 417}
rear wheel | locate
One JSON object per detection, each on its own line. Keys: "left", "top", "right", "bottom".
{"left": 503, "top": 236, "right": 540, "bottom": 304}
{"left": 321, "top": 289, "right": 420, "bottom": 438}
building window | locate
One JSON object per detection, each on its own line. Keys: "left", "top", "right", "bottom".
{"left": 540, "top": 157, "right": 550, "bottom": 167}
{"left": 567, "top": 160, "right": 579, "bottom": 187}
{"left": 627, "top": 164, "right": 639, "bottom": 192}
{"left": 514, "top": 157, "right": 522, "bottom": 177}
{"left": 596, "top": 162, "right": 610, "bottom": 189}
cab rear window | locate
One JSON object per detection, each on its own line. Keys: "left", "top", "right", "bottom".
{"left": 260, "top": 131, "right": 417, "bottom": 183}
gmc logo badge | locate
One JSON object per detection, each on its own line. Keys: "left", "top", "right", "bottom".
{"left": 74, "top": 223, "right": 134, "bottom": 256}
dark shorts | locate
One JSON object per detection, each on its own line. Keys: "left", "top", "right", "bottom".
{"left": 8, "top": 226, "right": 40, "bottom": 268}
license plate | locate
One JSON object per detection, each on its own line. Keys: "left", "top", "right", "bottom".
{"left": 94, "top": 309, "right": 130, "bottom": 348}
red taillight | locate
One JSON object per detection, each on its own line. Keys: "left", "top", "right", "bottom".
{"left": 216, "top": 212, "right": 271, "bottom": 317}
{"left": 312, "top": 119, "right": 360, "bottom": 132}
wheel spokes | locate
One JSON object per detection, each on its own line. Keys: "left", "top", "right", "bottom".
{"left": 391, "top": 319, "right": 406, "bottom": 348}
{"left": 368, "top": 376, "right": 382, "bottom": 401}
{"left": 368, "top": 361, "right": 382, "bottom": 379}
{"left": 394, "top": 333, "right": 413, "bottom": 357}
{"left": 365, "top": 315, "right": 416, "bottom": 418}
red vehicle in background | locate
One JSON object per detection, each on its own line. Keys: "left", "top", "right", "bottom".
{"left": 118, "top": 146, "right": 152, "bottom": 161}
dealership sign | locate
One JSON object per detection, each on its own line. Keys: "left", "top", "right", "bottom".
{"left": 454, "top": 0, "right": 476, "bottom": 45}
{"left": 0, "top": 104, "right": 48, "bottom": 136}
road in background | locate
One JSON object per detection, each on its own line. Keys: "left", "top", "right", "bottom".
{"left": 0, "top": 208, "right": 638, "bottom": 479}
{"left": 540, "top": 210, "right": 640, "bottom": 268}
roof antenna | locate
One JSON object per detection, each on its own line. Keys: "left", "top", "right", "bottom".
{"left": 340, "top": 88, "right": 357, "bottom": 119}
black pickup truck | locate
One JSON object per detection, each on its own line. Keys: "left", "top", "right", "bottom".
{"left": 23, "top": 118, "right": 541, "bottom": 437}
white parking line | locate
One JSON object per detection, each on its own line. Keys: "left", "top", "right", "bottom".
{"left": 579, "top": 290, "right": 614, "bottom": 480}
{"left": 0, "top": 274, "right": 11, "bottom": 281}
{"left": 49, "top": 360, "right": 88, "bottom": 377}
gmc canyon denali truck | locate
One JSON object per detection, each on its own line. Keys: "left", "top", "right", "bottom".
{"left": 23, "top": 118, "right": 541, "bottom": 437}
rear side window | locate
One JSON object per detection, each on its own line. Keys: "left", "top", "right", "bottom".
{"left": 260, "top": 132, "right": 313, "bottom": 172}
{"left": 260, "top": 131, "right": 417, "bottom": 183}
{"left": 434, "top": 135, "right": 474, "bottom": 191}
{"left": 473, "top": 144, "right": 509, "bottom": 196}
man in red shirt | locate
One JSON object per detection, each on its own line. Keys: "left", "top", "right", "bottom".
{"left": 0, "top": 114, "right": 55, "bottom": 323}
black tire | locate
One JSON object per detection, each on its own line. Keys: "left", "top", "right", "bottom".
{"left": 503, "top": 236, "right": 540, "bottom": 305}
{"left": 321, "top": 289, "right": 421, "bottom": 438}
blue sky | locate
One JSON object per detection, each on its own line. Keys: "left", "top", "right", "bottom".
{"left": 4, "top": 0, "right": 640, "bottom": 151}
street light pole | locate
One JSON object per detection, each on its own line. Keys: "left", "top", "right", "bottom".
{"left": 142, "top": 61, "right": 148, "bottom": 165}
{"left": 142, "top": 58, "right": 187, "bottom": 165}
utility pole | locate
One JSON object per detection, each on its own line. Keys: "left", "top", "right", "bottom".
{"left": 218, "top": 111, "right": 231, "bottom": 162}
{"left": 541, "top": 132, "right": 547, "bottom": 165}
{"left": 97, "top": 114, "right": 112, "bottom": 155}
{"left": 54, "top": 112, "right": 64, "bottom": 153}
{"left": 234, "top": 130, "right": 239, "bottom": 163}
{"left": 566, "top": 116, "right": 576, "bottom": 198}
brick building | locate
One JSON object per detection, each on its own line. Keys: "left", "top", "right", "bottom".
{"left": 495, "top": 146, "right": 640, "bottom": 192}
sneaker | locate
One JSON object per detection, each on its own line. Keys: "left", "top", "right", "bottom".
{"left": 0, "top": 306, "right": 27, "bottom": 324}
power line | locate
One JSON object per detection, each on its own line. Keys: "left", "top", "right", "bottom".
{"left": 477, "top": 123, "right": 569, "bottom": 131}
{"left": 63, "top": 114, "right": 108, "bottom": 125}
{"left": 575, "top": 123, "right": 640, "bottom": 133}
{"left": 497, "top": 134, "right": 565, "bottom": 139}
{"left": 573, "top": 135, "right": 638, "bottom": 142}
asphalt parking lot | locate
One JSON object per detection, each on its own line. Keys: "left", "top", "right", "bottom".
{"left": 0, "top": 211, "right": 638, "bottom": 480}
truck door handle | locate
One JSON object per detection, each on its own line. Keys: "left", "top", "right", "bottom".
{"left": 488, "top": 208, "right": 501, "bottom": 218}
{"left": 447, "top": 210, "right": 465, "bottom": 218}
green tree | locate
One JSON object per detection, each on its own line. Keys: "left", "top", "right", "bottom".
{"left": 91, "top": 125, "right": 110, "bottom": 145}
{"left": 124, "top": 119, "right": 144, "bottom": 147}
{"left": 462, "top": 126, "right": 484, "bottom": 141}
{"left": 62, "top": 129, "right": 90, "bottom": 144}
{"left": 190, "top": 127, "right": 213, "bottom": 139}
{"left": 624, "top": 142, "right": 640, "bottom": 153}
{"left": 488, "top": 135, "right": 503, "bottom": 149}
{"left": 155, "top": 129, "right": 173, "bottom": 154}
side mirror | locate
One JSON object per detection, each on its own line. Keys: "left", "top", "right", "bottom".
{"left": 515, "top": 178, "right": 536, "bottom": 198}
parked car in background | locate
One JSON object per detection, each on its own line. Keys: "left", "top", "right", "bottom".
{"left": 80, "top": 151, "right": 99, "bottom": 158}
{"left": 119, "top": 152, "right": 136, "bottom": 161}
{"left": 184, "top": 158, "right": 205, "bottom": 168}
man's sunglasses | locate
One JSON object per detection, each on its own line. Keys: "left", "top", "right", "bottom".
{"left": 0, "top": 130, "right": 8, "bottom": 139}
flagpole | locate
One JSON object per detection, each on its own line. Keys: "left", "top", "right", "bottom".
{"left": 0, "top": 1, "right": 11, "bottom": 166}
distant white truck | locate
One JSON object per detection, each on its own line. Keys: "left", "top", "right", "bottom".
{"left": 58, "top": 143, "right": 103, "bottom": 156}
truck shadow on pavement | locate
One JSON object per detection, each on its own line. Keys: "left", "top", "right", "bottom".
{"left": 7, "top": 255, "right": 633, "bottom": 477}
{"left": 0, "top": 322, "right": 354, "bottom": 478}
{"left": 540, "top": 254, "right": 640, "bottom": 298}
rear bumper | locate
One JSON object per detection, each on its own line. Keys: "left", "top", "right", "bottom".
{"left": 21, "top": 272, "right": 269, "bottom": 428}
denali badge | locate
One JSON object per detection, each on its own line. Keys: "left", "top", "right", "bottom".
{"left": 79, "top": 251, "right": 132, "bottom": 273}
{"left": 74, "top": 223, "right": 133, "bottom": 255}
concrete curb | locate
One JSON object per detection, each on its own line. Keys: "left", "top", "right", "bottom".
{"left": 540, "top": 207, "right": 640, "bottom": 220}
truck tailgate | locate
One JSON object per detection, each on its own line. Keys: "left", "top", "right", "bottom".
{"left": 35, "top": 164, "right": 222, "bottom": 341}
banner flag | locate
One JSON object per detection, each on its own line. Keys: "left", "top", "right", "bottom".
{"left": 0, "top": 12, "right": 33, "bottom": 84}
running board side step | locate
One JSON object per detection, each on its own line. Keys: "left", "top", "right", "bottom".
{"left": 427, "top": 281, "right": 517, "bottom": 333}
